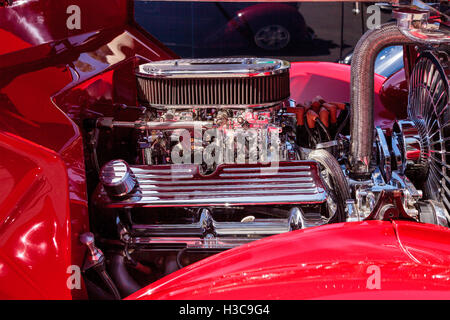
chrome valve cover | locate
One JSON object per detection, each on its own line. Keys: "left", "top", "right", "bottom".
{"left": 95, "top": 161, "right": 327, "bottom": 208}
{"left": 93, "top": 160, "right": 329, "bottom": 250}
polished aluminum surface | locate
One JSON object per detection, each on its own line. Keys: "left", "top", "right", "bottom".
{"left": 137, "top": 58, "right": 290, "bottom": 79}
{"left": 425, "top": 200, "right": 450, "bottom": 228}
{"left": 375, "top": 127, "right": 392, "bottom": 182}
{"left": 393, "top": 8, "right": 450, "bottom": 44}
{"left": 79, "top": 232, "right": 104, "bottom": 271}
{"left": 128, "top": 207, "right": 327, "bottom": 249}
{"left": 346, "top": 200, "right": 360, "bottom": 222}
{"left": 95, "top": 161, "right": 327, "bottom": 207}
{"left": 393, "top": 120, "right": 425, "bottom": 174}
{"left": 408, "top": 51, "right": 450, "bottom": 213}
{"left": 131, "top": 236, "right": 255, "bottom": 250}
{"left": 136, "top": 58, "right": 290, "bottom": 108}
{"left": 97, "top": 118, "right": 214, "bottom": 130}
{"left": 131, "top": 207, "right": 308, "bottom": 238}
{"left": 99, "top": 159, "right": 137, "bottom": 197}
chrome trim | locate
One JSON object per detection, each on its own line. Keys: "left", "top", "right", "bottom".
{"left": 130, "top": 236, "right": 255, "bottom": 249}
{"left": 94, "top": 161, "right": 327, "bottom": 207}
{"left": 393, "top": 8, "right": 450, "bottom": 44}
{"left": 136, "top": 58, "right": 290, "bottom": 79}
{"left": 427, "top": 200, "right": 450, "bottom": 228}
{"left": 132, "top": 211, "right": 296, "bottom": 237}
{"left": 288, "top": 207, "right": 305, "bottom": 230}
{"left": 346, "top": 200, "right": 360, "bottom": 222}
{"left": 98, "top": 118, "right": 214, "bottom": 130}
{"left": 80, "top": 232, "right": 104, "bottom": 271}
{"left": 128, "top": 207, "right": 320, "bottom": 247}
{"left": 375, "top": 127, "right": 392, "bottom": 182}
{"left": 419, "top": 200, "right": 450, "bottom": 227}
{"left": 99, "top": 160, "right": 136, "bottom": 197}
{"left": 408, "top": 51, "right": 450, "bottom": 213}
{"left": 393, "top": 120, "right": 425, "bottom": 173}
{"left": 136, "top": 58, "right": 290, "bottom": 108}
{"left": 145, "top": 102, "right": 285, "bottom": 110}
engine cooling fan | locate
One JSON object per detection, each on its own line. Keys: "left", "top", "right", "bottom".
{"left": 408, "top": 50, "right": 450, "bottom": 210}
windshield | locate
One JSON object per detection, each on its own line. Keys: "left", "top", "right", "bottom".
{"left": 134, "top": 1, "right": 394, "bottom": 62}
{"left": 134, "top": 0, "right": 448, "bottom": 77}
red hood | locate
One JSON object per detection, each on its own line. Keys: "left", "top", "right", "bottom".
{"left": 127, "top": 221, "right": 450, "bottom": 300}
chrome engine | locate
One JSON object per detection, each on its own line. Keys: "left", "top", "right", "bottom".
{"left": 93, "top": 58, "right": 344, "bottom": 265}
{"left": 92, "top": 58, "right": 346, "bottom": 285}
{"left": 86, "top": 5, "right": 450, "bottom": 298}
{"left": 407, "top": 51, "right": 450, "bottom": 208}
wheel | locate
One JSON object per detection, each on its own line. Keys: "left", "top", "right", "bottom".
{"left": 253, "top": 24, "right": 291, "bottom": 51}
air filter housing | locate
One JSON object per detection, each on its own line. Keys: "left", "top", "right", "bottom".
{"left": 136, "top": 58, "right": 290, "bottom": 109}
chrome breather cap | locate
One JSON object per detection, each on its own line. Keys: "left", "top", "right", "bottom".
{"left": 100, "top": 159, "right": 137, "bottom": 198}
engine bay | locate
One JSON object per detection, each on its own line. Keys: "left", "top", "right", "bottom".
{"left": 3, "top": 0, "right": 450, "bottom": 302}
{"left": 32, "top": 1, "right": 444, "bottom": 300}
{"left": 76, "top": 45, "right": 450, "bottom": 298}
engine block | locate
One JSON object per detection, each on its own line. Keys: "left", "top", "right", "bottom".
{"left": 93, "top": 160, "right": 329, "bottom": 250}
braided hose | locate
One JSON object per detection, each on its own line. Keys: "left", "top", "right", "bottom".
{"left": 349, "top": 23, "right": 415, "bottom": 179}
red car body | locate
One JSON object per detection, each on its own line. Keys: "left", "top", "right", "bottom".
{"left": 0, "top": 0, "right": 174, "bottom": 299}
{"left": 0, "top": 0, "right": 446, "bottom": 300}
{"left": 128, "top": 220, "right": 450, "bottom": 300}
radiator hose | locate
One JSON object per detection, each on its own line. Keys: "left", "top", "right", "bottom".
{"left": 349, "top": 23, "right": 415, "bottom": 179}
{"left": 107, "top": 253, "right": 141, "bottom": 298}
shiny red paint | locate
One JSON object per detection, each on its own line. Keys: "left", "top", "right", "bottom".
{"left": 379, "top": 68, "right": 409, "bottom": 120}
{"left": 127, "top": 220, "right": 450, "bottom": 300}
{"left": 0, "top": 0, "right": 175, "bottom": 299}
{"left": 0, "top": 131, "right": 72, "bottom": 299}
{"left": 289, "top": 61, "right": 397, "bottom": 129}
{"left": 0, "top": 0, "right": 128, "bottom": 56}
{"left": 0, "top": 0, "right": 438, "bottom": 300}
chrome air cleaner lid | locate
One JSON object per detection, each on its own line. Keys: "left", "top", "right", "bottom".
{"left": 136, "top": 58, "right": 290, "bottom": 78}
{"left": 136, "top": 57, "right": 291, "bottom": 108}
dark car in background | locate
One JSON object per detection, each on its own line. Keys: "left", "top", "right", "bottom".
{"left": 135, "top": 1, "right": 394, "bottom": 63}
{"left": 135, "top": 2, "right": 311, "bottom": 56}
